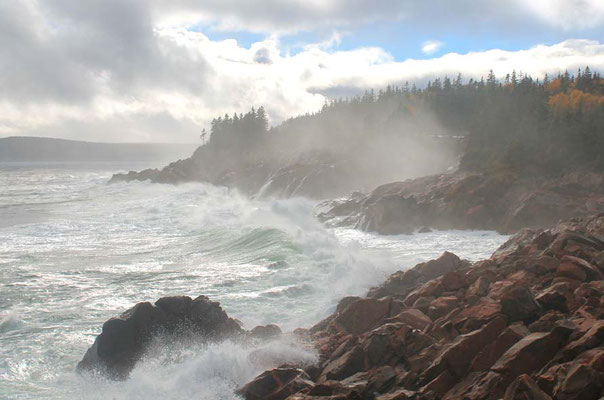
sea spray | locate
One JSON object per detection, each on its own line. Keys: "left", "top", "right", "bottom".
{"left": 0, "top": 162, "right": 508, "bottom": 399}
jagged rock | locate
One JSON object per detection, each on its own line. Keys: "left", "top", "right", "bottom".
{"left": 536, "top": 283, "right": 573, "bottom": 312}
{"left": 469, "top": 323, "right": 530, "bottom": 372}
{"left": 561, "top": 320, "right": 604, "bottom": 360}
{"left": 239, "top": 214, "right": 604, "bottom": 400}
{"left": 368, "top": 252, "right": 462, "bottom": 299}
{"left": 560, "top": 255, "right": 603, "bottom": 282}
{"left": 332, "top": 298, "right": 392, "bottom": 335}
{"left": 442, "top": 371, "right": 504, "bottom": 400}
{"left": 320, "top": 345, "right": 366, "bottom": 381}
{"left": 503, "top": 374, "right": 552, "bottom": 400}
{"left": 385, "top": 309, "right": 432, "bottom": 331}
{"left": 77, "top": 295, "right": 242, "bottom": 379}
{"left": 553, "top": 362, "right": 603, "bottom": 400}
{"left": 491, "top": 326, "right": 573, "bottom": 379}
{"left": 423, "top": 316, "right": 507, "bottom": 383}
{"left": 238, "top": 368, "right": 314, "bottom": 400}
{"left": 528, "top": 311, "right": 567, "bottom": 332}
{"left": 376, "top": 388, "right": 415, "bottom": 399}
{"left": 427, "top": 296, "right": 459, "bottom": 319}
{"left": 320, "top": 172, "right": 604, "bottom": 234}
{"left": 499, "top": 285, "right": 542, "bottom": 323}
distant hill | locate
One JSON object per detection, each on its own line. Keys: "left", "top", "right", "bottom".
{"left": 0, "top": 136, "right": 198, "bottom": 162}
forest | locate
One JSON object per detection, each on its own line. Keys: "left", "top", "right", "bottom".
{"left": 204, "top": 67, "right": 603, "bottom": 179}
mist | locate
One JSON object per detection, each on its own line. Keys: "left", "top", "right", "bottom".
{"left": 140, "top": 88, "right": 463, "bottom": 199}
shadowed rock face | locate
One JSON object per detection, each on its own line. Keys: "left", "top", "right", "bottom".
{"left": 238, "top": 213, "right": 604, "bottom": 400}
{"left": 77, "top": 295, "right": 243, "bottom": 379}
{"left": 110, "top": 147, "right": 367, "bottom": 200}
{"left": 319, "top": 172, "right": 604, "bottom": 234}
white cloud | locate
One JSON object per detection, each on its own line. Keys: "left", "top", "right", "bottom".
{"left": 516, "top": 0, "right": 604, "bottom": 30}
{"left": 0, "top": 1, "right": 603, "bottom": 143}
{"left": 422, "top": 40, "right": 444, "bottom": 55}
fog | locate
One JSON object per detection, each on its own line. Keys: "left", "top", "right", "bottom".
{"left": 0, "top": 136, "right": 197, "bottom": 163}
{"left": 181, "top": 91, "right": 463, "bottom": 197}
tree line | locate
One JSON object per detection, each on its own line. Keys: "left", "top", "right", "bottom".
{"left": 203, "top": 67, "right": 603, "bottom": 176}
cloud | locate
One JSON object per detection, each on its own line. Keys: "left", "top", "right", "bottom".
{"left": 422, "top": 40, "right": 444, "bottom": 55}
{"left": 0, "top": 1, "right": 603, "bottom": 143}
{"left": 144, "top": 0, "right": 604, "bottom": 35}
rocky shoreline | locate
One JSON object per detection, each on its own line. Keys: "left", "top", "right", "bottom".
{"left": 110, "top": 147, "right": 375, "bottom": 200}
{"left": 319, "top": 171, "right": 604, "bottom": 234}
{"left": 80, "top": 213, "right": 604, "bottom": 399}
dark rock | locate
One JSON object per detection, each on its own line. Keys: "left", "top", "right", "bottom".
{"left": 332, "top": 298, "right": 392, "bottom": 335}
{"left": 491, "top": 327, "right": 573, "bottom": 379}
{"left": 503, "top": 374, "right": 552, "bottom": 400}
{"left": 500, "top": 285, "right": 542, "bottom": 323}
{"left": 237, "top": 368, "right": 314, "bottom": 400}
{"left": 553, "top": 363, "right": 603, "bottom": 400}
{"left": 77, "top": 295, "right": 242, "bottom": 379}
{"left": 469, "top": 323, "right": 529, "bottom": 372}
{"left": 250, "top": 324, "right": 283, "bottom": 340}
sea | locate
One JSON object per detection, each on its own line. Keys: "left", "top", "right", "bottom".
{"left": 0, "top": 161, "right": 508, "bottom": 399}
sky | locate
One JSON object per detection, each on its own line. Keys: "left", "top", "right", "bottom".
{"left": 1, "top": 0, "right": 603, "bottom": 143}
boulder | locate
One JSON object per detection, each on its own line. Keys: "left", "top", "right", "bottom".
{"left": 367, "top": 252, "right": 461, "bottom": 299}
{"left": 250, "top": 324, "right": 283, "bottom": 340}
{"left": 553, "top": 363, "right": 603, "bottom": 400}
{"left": 385, "top": 309, "right": 432, "bottom": 331}
{"left": 561, "top": 320, "right": 604, "bottom": 360}
{"left": 491, "top": 326, "right": 573, "bottom": 379}
{"left": 320, "top": 345, "right": 366, "bottom": 381}
{"left": 503, "top": 374, "right": 552, "bottom": 400}
{"left": 77, "top": 295, "right": 242, "bottom": 379}
{"left": 469, "top": 323, "right": 529, "bottom": 372}
{"left": 535, "top": 283, "right": 572, "bottom": 312}
{"left": 332, "top": 298, "right": 392, "bottom": 335}
{"left": 423, "top": 317, "right": 507, "bottom": 383}
{"left": 499, "top": 285, "right": 542, "bottom": 323}
{"left": 237, "top": 368, "right": 314, "bottom": 400}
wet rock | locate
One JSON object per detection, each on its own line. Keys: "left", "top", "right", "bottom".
{"left": 332, "top": 298, "right": 392, "bottom": 335}
{"left": 427, "top": 296, "right": 459, "bottom": 319}
{"left": 238, "top": 215, "right": 604, "bottom": 400}
{"left": 385, "top": 309, "right": 432, "bottom": 331}
{"left": 500, "top": 285, "right": 542, "bottom": 323}
{"left": 77, "top": 295, "right": 242, "bottom": 379}
{"left": 528, "top": 311, "right": 567, "bottom": 332}
{"left": 491, "top": 327, "right": 573, "bottom": 379}
{"left": 452, "top": 297, "right": 502, "bottom": 331}
{"left": 320, "top": 345, "right": 366, "bottom": 381}
{"left": 376, "top": 388, "right": 416, "bottom": 399}
{"left": 442, "top": 371, "right": 504, "bottom": 400}
{"left": 560, "top": 255, "right": 603, "bottom": 282}
{"left": 368, "top": 252, "right": 461, "bottom": 299}
{"left": 561, "top": 320, "right": 604, "bottom": 360}
{"left": 556, "top": 262, "right": 587, "bottom": 282}
{"left": 469, "top": 323, "right": 530, "bottom": 372}
{"left": 503, "top": 374, "right": 552, "bottom": 400}
{"left": 535, "top": 283, "right": 573, "bottom": 312}
{"left": 250, "top": 324, "right": 283, "bottom": 340}
{"left": 425, "top": 316, "right": 507, "bottom": 382}
{"left": 553, "top": 363, "right": 603, "bottom": 400}
{"left": 238, "top": 368, "right": 314, "bottom": 400}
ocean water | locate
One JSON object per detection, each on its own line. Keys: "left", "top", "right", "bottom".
{"left": 0, "top": 162, "right": 508, "bottom": 399}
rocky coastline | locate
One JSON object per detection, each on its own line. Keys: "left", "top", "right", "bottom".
{"left": 80, "top": 213, "right": 604, "bottom": 399}
{"left": 110, "top": 146, "right": 373, "bottom": 200}
{"left": 319, "top": 171, "right": 604, "bottom": 234}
